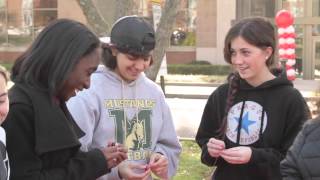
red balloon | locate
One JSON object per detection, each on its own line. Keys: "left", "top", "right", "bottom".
{"left": 279, "top": 43, "right": 296, "bottom": 49}
{"left": 278, "top": 33, "right": 296, "bottom": 39}
{"left": 275, "top": 10, "right": 294, "bottom": 27}
{"left": 287, "top": 74, "right": 296, "bottom": 81}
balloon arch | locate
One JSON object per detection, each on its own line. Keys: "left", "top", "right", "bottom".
{"left": 275, "top": 10, "right": 297, "bottom": 81}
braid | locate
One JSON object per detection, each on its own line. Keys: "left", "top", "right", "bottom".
{"left": 217, "top": 73, "right": 240, "bottom": 139}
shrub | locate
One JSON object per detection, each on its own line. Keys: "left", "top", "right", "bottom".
{"left": 188, "top": 60, "right": 211, "bottom": 65}
{"left": 167, "top": 64, "right": 231, "bottom": 75}
{"left": 181, "top": 32, "right": 196, "bottom": 46}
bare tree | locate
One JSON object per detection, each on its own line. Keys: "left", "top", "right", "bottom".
{"left": 77, "top": 0, "right": 179, "bottom": 81}
{"left": 77, "top": 0, "right": 135, "bottom": 35}
{"left": 115, "top": 0, "right": 135, "bottom": 20}
{"left": 145, "top": 0, "right": 179, "bottom": 81}
{"left": 76, "top": 0, "right": 110, "bottom": 36}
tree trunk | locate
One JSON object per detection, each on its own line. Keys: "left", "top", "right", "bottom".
{"left": 76, "top": 0, "right": 110, "bottom": 36}
{"left": 115, "top": 0, "right": 135, "bottom": 20}
{"left": 77, "top": 0, "right": 135, "bottom": 36}
{"left": 145, "top": 0, "right": 179, "bottom": 81}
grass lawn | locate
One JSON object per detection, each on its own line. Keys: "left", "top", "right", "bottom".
{"left": 173, "top": 140, "right": 213, "bottom": 180}
{"left": 0, "top": 63, "right": 13, "bottom": 71}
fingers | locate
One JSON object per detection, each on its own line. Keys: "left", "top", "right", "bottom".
{"left": 106, "top": 143, "right": 128, "bottom": 153}
{"left": 129, "top": 163, "right": 149, "bottom": 171}
{"left": 208, "top": 138, "right": 225, "bottom": 149}
{"left": 114, "top": 143, "right": 128, "bottom": 153}
{"left": 109, "top": 150, "right": 127, "bottom": 161}
{"left": 149, "top": 153, "right": 169, "bottom": 179}
{"left": 149, "top": 153, "right": 168, "bottom": 168}
{"left": 116, "top": 145, "right": 128, "bottom": 153}
{"left": 220, "top": 147, "right": 252, "bottom": 164}
{"left": 220, "top": 154, "right": 243, "bottom": 164}
{"left": 107, "top": 141, "right": 116, "bottom": 147}
{"left": 102, "top": 143, "right": 128, "bottom": 168}
{"left": 207, "top": 138, "right": 225, "bottom": 157}
{"left": 119, "top": 161, "right": 151, "bottom": 180}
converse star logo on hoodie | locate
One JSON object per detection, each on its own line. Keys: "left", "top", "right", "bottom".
{"left": 226, "top": 101, "right": 267, "bottom": 145}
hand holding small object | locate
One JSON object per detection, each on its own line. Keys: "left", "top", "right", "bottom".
{"left": 207, "top": 138, "right": 226, "bottom": 158}
{"left": 101, "top": 142, "right": 128, "bottom": 168}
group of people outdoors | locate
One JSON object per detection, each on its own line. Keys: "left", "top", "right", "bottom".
{"left": 0, "top": 13, "right": 318, "bottom": 180}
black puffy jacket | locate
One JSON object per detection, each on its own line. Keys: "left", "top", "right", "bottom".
{"left": 281, "top": 117, "right": 320, "bottom": 180}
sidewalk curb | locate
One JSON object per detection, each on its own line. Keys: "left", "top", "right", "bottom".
{"left": 166, "top": 94, "right": 209, "bottom": 99}
{"left": 166, "top": 94, "right": 320, "bottom": 100}
{"left": 160, "top": 82, "right": 222, "bottom": 87}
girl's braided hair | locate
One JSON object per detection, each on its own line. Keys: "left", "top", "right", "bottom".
{"left": 217, "top": 73, "right": 240, "bottom": 138}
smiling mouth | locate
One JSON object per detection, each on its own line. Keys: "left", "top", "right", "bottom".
{"left": 238, "top": 67, "right": 249, "bottom": 71}
{"left": 129, "top": 71, "right": 140, "bottom": 76}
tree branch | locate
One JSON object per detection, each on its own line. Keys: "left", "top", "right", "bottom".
{"left": 76, "top": 0, "right": 110, "bottom": 36}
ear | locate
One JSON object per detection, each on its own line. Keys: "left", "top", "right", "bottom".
{"left": 264, "top": 47, "right": 273, "bottom": 61}
{"left": 110, "top": 47, "right": 118, "bottom": 56}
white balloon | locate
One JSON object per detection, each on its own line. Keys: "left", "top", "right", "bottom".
{"left": 287, "top": 59, "right": 296, "bottom": 66}
{"left": 286, "top": 38, "right": 295, "bottom": 44}
{"left": 287, "top": 68, "right": 295, "bottom": 76}
{"left": 286, "top": 49, "right": 295, "bottom": 55}
{"left": 285, "top": 26, "right": 295, "bottom": 33}
{"left": 279, "top": 38, "right": 286, "bottom": 44}
{"left": 278, "top": 28, "right": 285, "bottom": 34}
{"left": 279, "top": 49, "right": 286, "bottom": 55}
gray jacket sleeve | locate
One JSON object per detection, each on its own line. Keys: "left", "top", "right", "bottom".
{"left": 154, "top": 94, "right": 182, "bottom": 178}
{"left": 67, "top": 90, "right": 100, "bottom": 152}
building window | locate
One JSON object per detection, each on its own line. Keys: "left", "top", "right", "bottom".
{"left": 282, "top": 0, "right": 304, "bottom": 17}
{"left": 293, "top": 24, "right": 303, "bottom": 76}
{"left": 237, "top": 0, "right": 275, "bottom": 19}
{"left": 313, "top": 0, "right": 320, "bottom": 17}
{"left": 0, "top": 0, "right": 57, "bottom": 48}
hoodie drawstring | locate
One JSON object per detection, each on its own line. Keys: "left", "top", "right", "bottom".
{"left": 236, "top": 100, "right": 246, "bottom": 145}
{"left": 259, "top": 106, "right": 265, "bottom": 147}
{"left": 259, "top": 90, "right": 267, "bottom": 148}
{"left": 121, "top": 80, "right": 139, "bottom": 138}
{"left": 121, "top": 80, "right": 127, "bottom": 142}
{"left": 135, "top": 84, "right": 138, "bottom": 122}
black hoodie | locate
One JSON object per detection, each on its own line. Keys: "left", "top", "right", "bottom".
{"left": 196, "top": 74, "right": 310, "bottom": 180}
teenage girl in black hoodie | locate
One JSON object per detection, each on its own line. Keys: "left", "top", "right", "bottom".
{"left": 196, "top": 17, "right": 311, "bottom": 180}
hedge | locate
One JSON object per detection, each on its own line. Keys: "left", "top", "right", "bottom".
{"left": 167, "top": 64, "right": 231, "bottom": 75}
